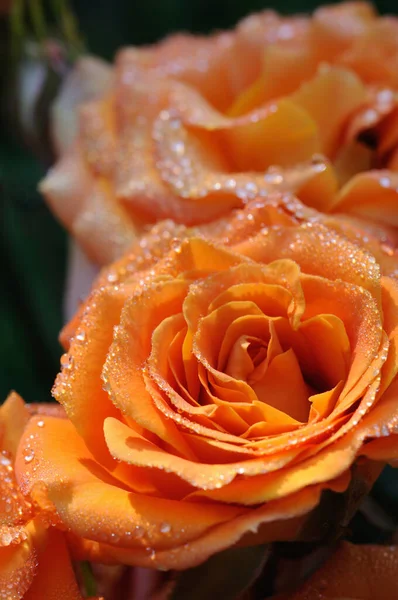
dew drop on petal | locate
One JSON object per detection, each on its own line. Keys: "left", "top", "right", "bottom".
{"left": 160, "top": 522, "right": 171, "bottom": 534}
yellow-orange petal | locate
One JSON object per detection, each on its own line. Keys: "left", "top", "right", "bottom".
{"left": 332, "top": 170, "right": 398, "bottom": 227}
{"left": 104, "top": 417, "right": 301, "bottom": 492}
{"left": 15, "top": 416, "right": 130, "bottom": 499}
{"left": 252, "top": 348, "right": 310, "bottom": 422}
{"left": 103, "top": 279, "right": 196, "bottom": 458}
{"left": 311, "top": 2, "right": 376, "bottom": 61}
{"left": 68, "top": 486, "right": 322, "bottom": 570}
{"left": 53, "top": 284, "right": 133, "bottom": 466}
{"left": 291, "top": 66, "right": 367, "bottom": 157}
{"left": 223, "top": 99, "right": 319, "bottom": 171}
{"left": 0, "top": 537, "right": 37, "bottom": 600}
{"left": 0, "top": 392, "right": 29, "bottom": 457}
{"left": 300, "top": 274, "right": 381, "bottom": 402}
{"left": 16, "top": 416, "right": 249, "bottom": 553}
{"left": 299, "top": 314, "right": 350, "bottom": 390}
{"left": 192, "top": 377, "right": 398, "bottom": 505}
{"left": 295, "top": 159, "right": 339, "bottom": 212}
{"left": 227, "top": 41, "right": 318, "bottom": 118}
{"left": 379, "top": 276, "right": 398, "bottom": 393}
{"left": 23, "top": 527, "right": 83, "bottom": 600}
{"left": 234, "top": 221, "right": 381, "bottom": 303}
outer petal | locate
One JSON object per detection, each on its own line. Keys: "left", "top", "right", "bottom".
{"left": 51, "top": 56, "right": 113, "bottom": 155}
{"left": 40, "top": 149, "right": 137, "bottom": 264}
{"left": 0, "top": 393, "right": 29, "bottom": 456}
{"left": 15, "top": 417, "right": 249, "bottom": 550}
{"left": 103, "top": 417, "right": 301, "bottom": 492}
{"left": 0, "top": 540, "right": 37, "bottom": 600}
{"left": 69, "top": 486, "right": 322, "bottom": 571}
{"left": 332, "top": 171, "right": 398, "bottom": 227}
{"left": 275, "top": 542, "right": 398, "bottom": 600}
{"left": 53, "top": 285, "right": 133, "bottom": 466}
{"left": 379, "top": 276, "right": 398, "bottom": 392}
{"left": 103, "top": 279, "right": 196, "bottom": 458}
{"left": 15, "top": 416, "right": 340, "bottom": 570}
{"left": 234, "top": 221, "right": 381, "bottom": 302}
{"left": 361, "top": 435, "right": 398, "bottom": 465}
{"left": 23, "top": 527, "right": 83, "bottom": 600}
{"left": 291, "top": 66, "right": 367, "bottom": 157}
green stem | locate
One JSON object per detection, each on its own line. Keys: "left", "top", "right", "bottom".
{"left": 10, "top": 0, "right": 26, "bottom": 58}
{"left": 27, "top": 0, "right": 47, "bottom": 43}
{"left": 50, "top": 0, "right": 85, "bottom": 56}
{"left": 80, "top": 561, "right": 97, "bottom": 597}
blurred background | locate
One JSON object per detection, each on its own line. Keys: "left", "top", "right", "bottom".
{"left": 0, "top": 0, "right": 397, "bottom": 538}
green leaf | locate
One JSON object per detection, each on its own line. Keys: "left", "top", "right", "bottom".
{"left": 79, "top": 561, "right": 97, "bottom": 598}
{"left": 169, "top": 544, "right": 270, "bottom": 600}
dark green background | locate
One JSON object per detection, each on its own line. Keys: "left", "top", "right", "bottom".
{"left": 0, "top": 0, "right": 397, "bottom": 532}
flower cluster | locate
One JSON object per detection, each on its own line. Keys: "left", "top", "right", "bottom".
{"left": 42, "top": 2, "right": 398, "bottom": 266}
{"left": 3, "top": 3, "right": 398, "bottom": 599}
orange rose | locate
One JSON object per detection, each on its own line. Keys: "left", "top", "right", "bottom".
{"left": 274, "top": 542, "right": 398, "bottom": 600}
{"left": 0, "top": 394, "right": 86, "bottom": 599}
{"left": 15, "top": 198, "right": 398, "bottom": 571}
{"left": 42, "top": 2, "right": 398, "bottom": 264}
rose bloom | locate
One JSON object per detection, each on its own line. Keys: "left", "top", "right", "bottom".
{"left": 275, "top": 542, "right": 398, "bottom": 600}
{"left": 42, "top": 2, "right": 398, "bottom": 265}
{"left": 0, "top": 394, "right": 88, "bottom": 600}
{"left": 15, "top": 197, "right": 398, "bottom": 571}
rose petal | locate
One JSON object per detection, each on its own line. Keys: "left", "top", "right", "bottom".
{"left": 23, "top": 527, "right": 83, "bottom": 600}
{"left": 0, "top": 537, "right": 37, "bottom": 600}
{"left": 41, "top": 150, "right": 137, "bottom": 264}
{"left": 0, "top": 392, "right": 29, "bottom": 457}
{"left": 222, "top": 99, "right": 319, "bottom": 171}
{"left": 104, "top": 417, "right": 300, "bottom": 492}
{"left": 379, "top": 276, "right": 398, "bottom": 392}
{"left": 291, "top": 66, "right": 367, "bottom": 157}
{"left": 276, "top": 542, "right": 398, "bottom": 600}
{"left": 234, "top": 220, "right": 381, "bottom": 302}
{"left": 332, "top": 170, "right": 398, "bottom": 227}
{"left": 188, "top": 378, "right": 398, "bottom": 504}
{"left": 69, "top": 486, "right": 322, "bottom": 570}
{"left": 53, "top": 285, "right": 134, "bottom": 466}
{"left": 51, "top": 55, "right": 114, "bottom": 155}
{"left": 103, "top": 279, "right": 196, "bottom": 458}
{"left": 16, "top": 416, "right": 255, "bottom": 555}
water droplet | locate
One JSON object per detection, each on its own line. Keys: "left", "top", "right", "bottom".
{"left": 0, "top": 453, "right": 11, "bottom": 466}
{"left": 0, "top": 531, "right": 12, "bottom": 546}
{"left": 135, "top": 525, "right": 145, "bottom": 538}
{"left": 24, "top": 453, "right": 34, "bottom": 464}
{"left": 37, "top": 420, "right": 45, "bottom": 428}
{"left": 160, "top": 522, "right": 171, "bottom": 534}
{"left": 61, "top": 354, "right": 74, "bottom": 370}
{"left": 75, "top": 331, "right": 86, "bottom": 342}
{"left": 146, "top": 548, "right": 156, "bottom": 560}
